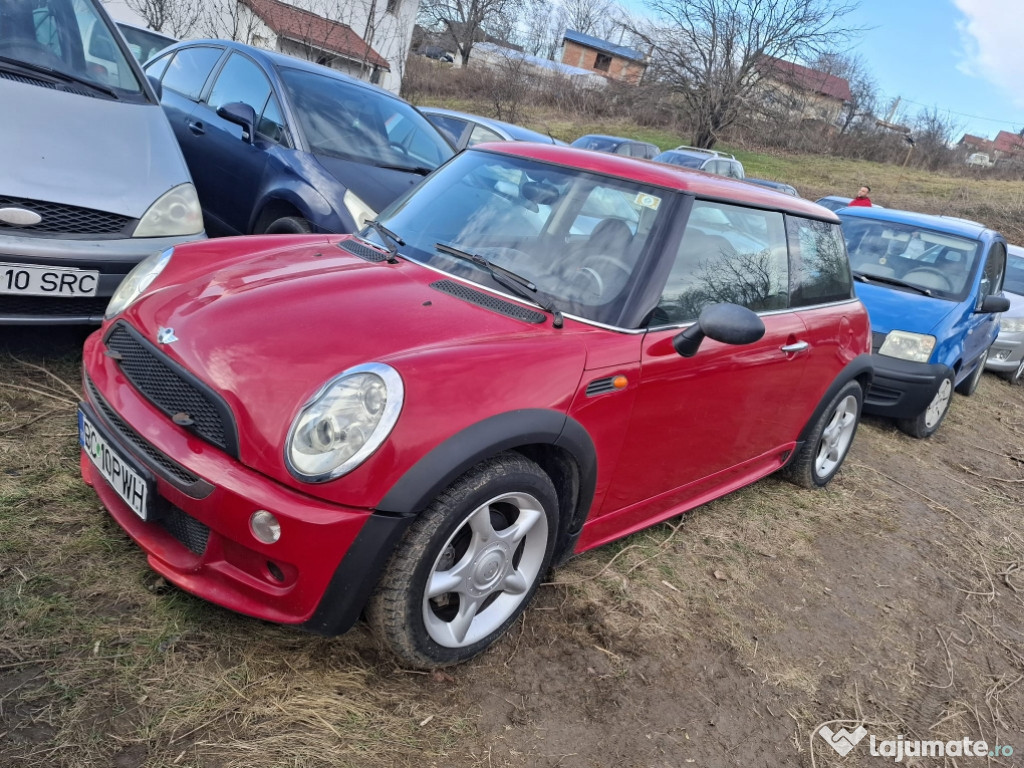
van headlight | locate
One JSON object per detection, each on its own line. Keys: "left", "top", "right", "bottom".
{"left": 878, "top": 330, "right": 936, "bottom": 362}
{"left": 343, "top": 190, "right": 376, "bottom": 230}
{"left": 1000, "top": 317, "right": 1024, "bottom": 333}
{"left": 286, "top": 363, "right": 403, "bottom": 482}
{"left": 134, "top": 183, "right": 204, "bottom": 237}
{"left": 105, "top": 248, "right": 173, "bottom": 318}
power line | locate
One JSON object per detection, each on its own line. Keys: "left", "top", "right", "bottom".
{"left": 892, "top": 95, "right": 1024, "bottom": 128}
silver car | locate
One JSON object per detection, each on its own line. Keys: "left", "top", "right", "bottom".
{"left": 986, "top": 244, "right": 1024, "bottom": 382}
{"left": 0, "top": 0, "right": 204, "bottom": 325}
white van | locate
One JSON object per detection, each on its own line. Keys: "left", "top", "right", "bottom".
{"left": 0, "top": 0, "right": 204, "bottom": 324}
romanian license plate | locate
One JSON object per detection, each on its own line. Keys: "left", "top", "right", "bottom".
{"left": 79, "top": 409, "right": 153, "bottom": 521}
{"left": 0, "top": 262, "right": 100, "bottom": 297}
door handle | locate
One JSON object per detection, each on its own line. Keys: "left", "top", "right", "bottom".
{"left": 187, "top": 120, "right": 205, "bottom": 135}
{"left": 780, "top": 341, "right": 810, "bottom": 354}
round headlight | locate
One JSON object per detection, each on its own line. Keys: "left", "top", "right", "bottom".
{"left": 286, "top": 363, "right": 404, "bottom": 482}
{"left": 105, "top": 247, "right": 173, "bottom": 319}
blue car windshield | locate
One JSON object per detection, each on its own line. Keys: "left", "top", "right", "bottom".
{"left": 279, "top": 68, "right": 453, "bottom": 172}
{"left": 369, "top": 149, "right": 672, "bottom": 327}
{"left": 841, "top": 216, "right": 981, "bottom": 300}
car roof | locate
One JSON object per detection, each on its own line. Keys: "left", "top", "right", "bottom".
{"left": 573, "top": 134, "right": 645, "bottom": 146}
{"left": 419, "top": 106, "right": 558, "bottom": 144}
{"left": 164, "top": 39, "right": 401, "bottom": 101}
{"left": 838, "top": 206, "right": 998, "bottom": 239}
{"left": 477, "top": 143, "right": 837, "bottom": 219}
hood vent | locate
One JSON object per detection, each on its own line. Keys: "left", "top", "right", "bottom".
{"left": 339, "top": 238, "right": 388, "bottom": 262}
{"left": 429, "top": 279, "right": 546, "bottom": 323}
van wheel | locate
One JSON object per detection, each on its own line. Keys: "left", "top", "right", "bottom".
{"left": 368, "top": 453, "right": 557, "bottom": 669}
{"left": 898, "top": 373, "right": 954, "bottom": 438}
{"left": 955, "top": 351, "right": 987, "bottom": 396}
{"left": 784, "top": 381, "right": 862, "bottom": 489}
{"left": 263, "top": 216, "right": 312, "bottom": 234}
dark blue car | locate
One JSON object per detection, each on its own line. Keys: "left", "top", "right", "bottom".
{"left": 840, "top": 208, "right": 1010, "bottom": 437}
{"left": 143, "top": 40, "right": 454, "bottom": 235}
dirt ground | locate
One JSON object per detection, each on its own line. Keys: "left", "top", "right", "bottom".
{"left": 2, "top": 325, "right": 1024, "bottom": 768}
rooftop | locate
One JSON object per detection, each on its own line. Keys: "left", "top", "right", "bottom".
{"left": 562, "top": 29, "right": 645, "bottom": 63}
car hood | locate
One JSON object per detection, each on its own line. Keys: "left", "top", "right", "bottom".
{"left": 123, "top": 236, "right": 588, "bottom": 493}
{"left": 855, "top": 281, "right": 959, "bottom": 335}
{"left": 314, "top": 153, "right": 427, "bottom": 214}
{"left": 0, "top": 79, "right": 190, "bottom": 217}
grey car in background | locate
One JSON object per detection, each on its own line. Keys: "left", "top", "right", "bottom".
{"left": 1, "top": 0, "right": 204, "bottom": 325}
{"left": 986, "top": 244, "right": 1024, "bottom": 382}
{"left": 419, "top": 107, "right": 564, "bottom": 151}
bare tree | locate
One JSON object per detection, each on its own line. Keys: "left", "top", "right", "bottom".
{"left": 125, "top": 0, "right": 202, "bottom": 36}
{"left": 417, "top": 0, "right": 522, "bottom": 65}
{"left": 810, "top": 51, "right": 877, "bottom": 134}
{"left": 637, "top": 0, "right": 863, "bottom": 148}
{"left": 561, "top": 0, "right": 623, "bottom": 41}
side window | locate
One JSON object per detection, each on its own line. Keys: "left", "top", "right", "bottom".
{"left": 727, "top": 162, "right": 744, "bottom": 179}
{"left": 428, "top": 115, "right": 467, "bottom": 145}
{"left": 257, "top": 93, "right": 291, "bottom": 146}
{"left": 655, "top": 200, "right": 789, "bottom": 324}
{"left": 161, "top": 46, "right": 223, "bottom": 101}
{"left": 787, "top": 217, "right": 853, "bottom": 307}
{"left": 144, "top": 51, "right": 173, "bottom": 81}
{"left": 207, "top": 52, "right": 271, "bottom": 114}
{"left": 980, "top": 242, "right": 1007, "bottom": 300}
{"left": 468, "top": 124, "right": 502, "bottom": 147}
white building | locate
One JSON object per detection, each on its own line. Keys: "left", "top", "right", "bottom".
{"left": 102, "top": 0, "right": 417, "bottom": 94}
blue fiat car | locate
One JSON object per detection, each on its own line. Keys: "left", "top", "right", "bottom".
{"left": 839, "top": 208, "right": 1010, "bottom": 437}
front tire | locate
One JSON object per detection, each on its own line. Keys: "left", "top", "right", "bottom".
{"left": 263, "top": 215, "right": 312, "bottom": 234}
{"left": 368, "top": 453, "right": 558, "bottom": 668}
{"left": 897, "top": 373, "right": 954, "bottom": 438}
{"left": 1001, "top": 356, "right": 1024, "bottom": 384}
{"left": 955, "top": 350, "right": 987, "bottom": 396}
{"left": 784, "top": 380, "right": 862, "bottom": 489}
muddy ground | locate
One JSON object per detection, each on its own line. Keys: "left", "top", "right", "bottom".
{"left": 2, "top": 326, "right": 1023, "bottom": 767}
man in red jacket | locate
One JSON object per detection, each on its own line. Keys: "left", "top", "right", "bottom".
{"left": 848, "top": 185, "right": 872, "bottom": 207}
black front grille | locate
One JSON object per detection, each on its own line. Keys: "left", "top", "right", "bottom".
{"left": 104, "top": 322, "right": 239, "bottom": 458}
{"left": 430, "top": 279, "right": 546, "bottom": 323}
{"left": 85, "top": 376, "right": 214, "bottom": 498}
{"left": 0, "top": 195, "right": 132, "bottom": 236}
{"left": 159, "top": 506, "right": 210, "bottom": 555}
{"left": 0, "top": 294, "right": 109, "bottom": 318}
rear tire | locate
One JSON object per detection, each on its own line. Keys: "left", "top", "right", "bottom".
{"left": 368, "top": 453, "right": 558, "bottom": 669}
{"left": 955, "top": 350, "right": 987, "bottom": 396}
{"left": 783, "top": 380, "right": 862, "bottom": 489}
{"left": 263, "top": 216, "right": 312, "bottom": 234}
{"left": 897, "top": 373, "right": 954, "bottom": 438}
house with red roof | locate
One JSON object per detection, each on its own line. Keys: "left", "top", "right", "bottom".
{"left": 228, "top": 0, "right": 415, "bottom": 93}
{"left": 757, "top": 56, "right": 852, "bottom": 125}
{"left": 957, "top": 130, "right": 1024, "bottom": 166}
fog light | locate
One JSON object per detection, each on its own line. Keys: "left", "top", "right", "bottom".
{"left": 250, "top": 510, "right": 281, "bottom": 544}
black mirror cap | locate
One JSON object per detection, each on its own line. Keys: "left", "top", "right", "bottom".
{"left": 672, "top": 303, "right": 766, "bottom": 358}
{"left": 217, "top": 101, "right": 257, "bottom": 142}
{"left": 980, "top": 294, "right": 1010, "bottom": 313}
{"left": 146, "top": 74, "right": 162, "bottom": 101}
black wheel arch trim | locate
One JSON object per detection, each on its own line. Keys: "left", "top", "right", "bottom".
{"left": 790, "top": 354, "right": 874, "bottom": 458}
{"left": 376, "top": 409, "right": 598, "bottom": 561}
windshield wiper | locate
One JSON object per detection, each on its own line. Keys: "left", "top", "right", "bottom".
{"left": 434, "top": 242, "right": 564, "bottom": 328}
{"left": 376, "top": 163, "right": 433, "bottom": 176}
{"left": 364, "top": 220, "right": 403, "bottom": 263}
{"left": 853, "top": 271, "right": 932, "bottom": 297}
{"left": 0, "top": 55, "right": 119, "bottom": 99}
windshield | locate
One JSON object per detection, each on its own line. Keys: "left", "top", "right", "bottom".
{"left": 1006, "top": 248, "right": 1024, "bottom": 295}
{"left": 571, "top": 136, "right": 621, "bottom": 152}
{"left": 370, "top": 150, "right": 672, "bottom": 326}
{"left": 840, "top": 216, "right": 981, "bottom": 300}
{"left": 279, "top": 67, "right": 453, "bottom": 171}
{"left": 654, "top": 151, "right": 705, "bottom": 169}
{"left": 0, "top": 0, "right": 142, "bottom": 95}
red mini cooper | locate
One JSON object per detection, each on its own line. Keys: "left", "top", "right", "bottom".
{"left": 79, "top": 144, "right": 872, "bottom": 667}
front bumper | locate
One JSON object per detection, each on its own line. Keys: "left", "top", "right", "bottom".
{"left": 862, "top": 353, "right": 952, "bottom": 419}
{"left": 79, "top": 332, "right": 409, "bottom": 632}
{"left": 0, "top": 230, "right": 205, "bottom": 324}
{"left": 986, "top": 332, "right": 1024, "bottom": 373}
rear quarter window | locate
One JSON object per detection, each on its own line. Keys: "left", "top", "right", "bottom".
{"left": 787, "top": 217, "right": 853, "bottom": 306}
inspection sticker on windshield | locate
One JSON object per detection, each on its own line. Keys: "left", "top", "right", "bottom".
{"left": 634, "top": 193, "right": 661, "bottom": 210}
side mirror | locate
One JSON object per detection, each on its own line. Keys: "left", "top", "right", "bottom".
{"left": 672, "top": 303, "right": 766, "bottom": 357}
{"left": 146, "top": 74, "right": 162, "bottom": 101}
{"left": 217, "top": 101, "right": 257, "bottom": 143}
{"left": 979, "top": 294, "right": 1010, "bottom": 313}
